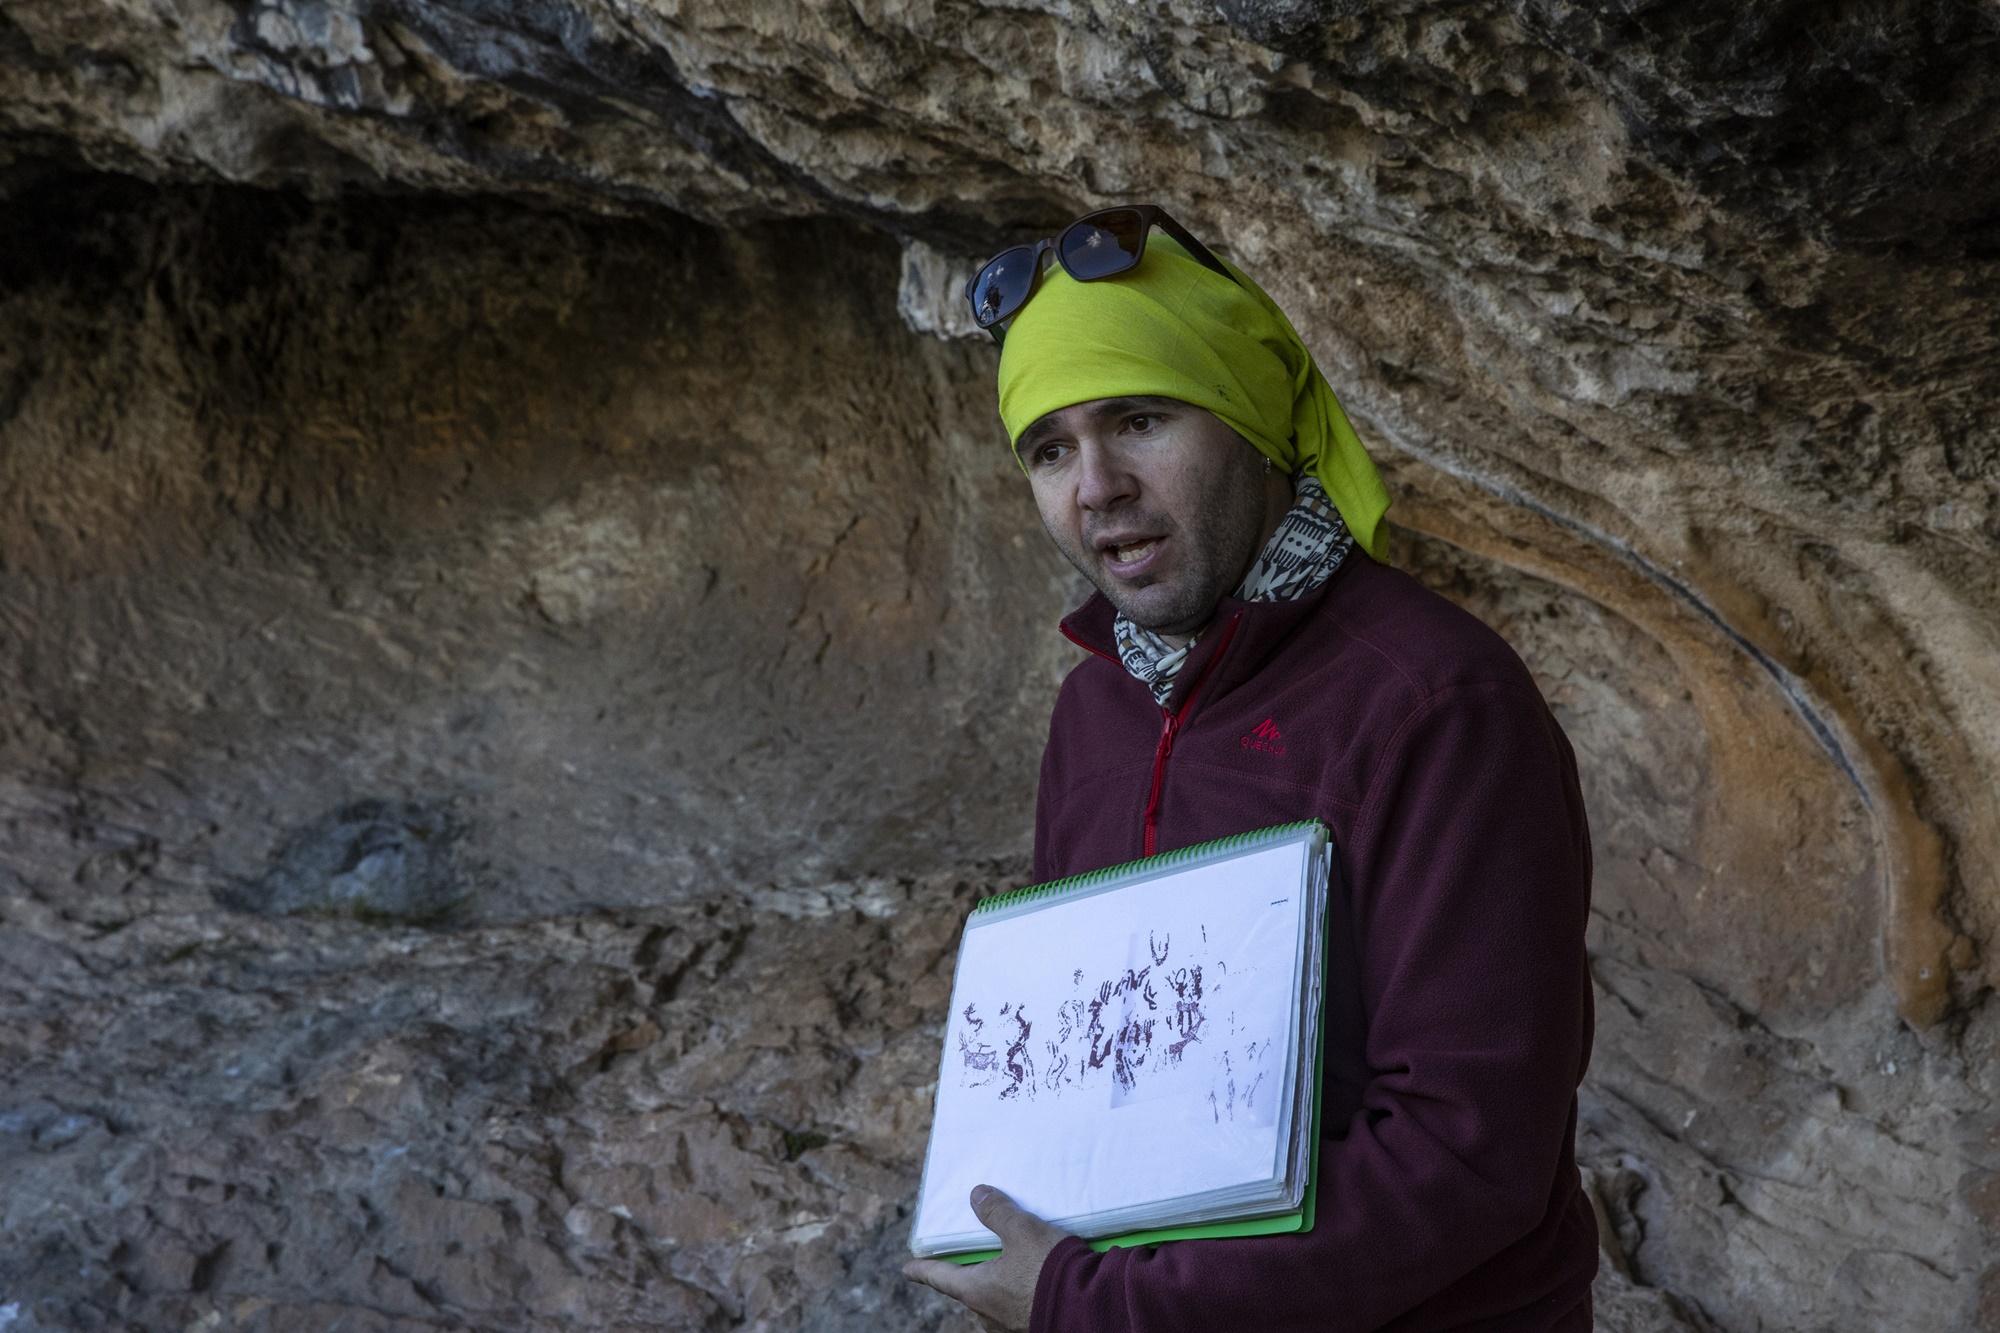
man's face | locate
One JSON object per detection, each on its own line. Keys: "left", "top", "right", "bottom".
{"left": 1018, "top": 396, "right": 1283, "bottom": 640}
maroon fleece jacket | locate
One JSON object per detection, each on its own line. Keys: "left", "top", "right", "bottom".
{"left": 1028, "top": 553, "right": 1598, "bottom": 1332}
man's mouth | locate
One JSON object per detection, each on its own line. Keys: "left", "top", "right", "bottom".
{"left": 1101, "top": 537, "right": 1164, "bottom": 573}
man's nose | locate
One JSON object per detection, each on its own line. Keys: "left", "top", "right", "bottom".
{"left": 1074, "top": 440, "right": 1137, "bottom": 512}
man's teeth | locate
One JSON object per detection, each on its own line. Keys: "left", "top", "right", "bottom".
{"left": 1109, "top": 539, "right": 1160, "bottom": 564}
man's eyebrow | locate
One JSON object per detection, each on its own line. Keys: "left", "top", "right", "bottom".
{"left": 1091, "top": 395, "right": 1182, "bottom": 418}
{"left": 1015, "top": 413, "right": 1066, "bottom": 457}
{"left": 1014, "top": 397, "right": 1183, "bottom": 458}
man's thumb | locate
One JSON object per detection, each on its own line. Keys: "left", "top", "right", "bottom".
{"left": 970, "top": 1184, "right": 1028, "bottom": 1238}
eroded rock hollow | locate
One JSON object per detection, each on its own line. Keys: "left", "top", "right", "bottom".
{"left": 2, "top": 1, "right": 1997, "bottom": 1329}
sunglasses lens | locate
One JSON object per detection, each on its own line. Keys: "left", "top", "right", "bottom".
{"left": 969, "top": 246, "right": 1039, "bottom": 327}
{"left": 1059, "top": 210, "right": 1146, "bottom": 279}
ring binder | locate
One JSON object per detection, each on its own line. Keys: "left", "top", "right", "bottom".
{"left": 971, "top": 821, "right": 1328, "bottom": 916}
{"left": 913, "top": 822, "right": 1333, "bottom": 1260}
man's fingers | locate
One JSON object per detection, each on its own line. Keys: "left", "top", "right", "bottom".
{"left": 902, "top": 1257, "right": 977, "bottom": 1302}
{"left": 906, "top": 1200, "right": 1064, "bottom": 1333}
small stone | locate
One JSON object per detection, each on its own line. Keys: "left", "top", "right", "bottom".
{"left": 221, "top": 801, "right": 473, "bottom": 924}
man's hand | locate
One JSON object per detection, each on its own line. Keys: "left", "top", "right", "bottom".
{"left": 902, "top": 1185, "right": 1072, "bottom": 1332}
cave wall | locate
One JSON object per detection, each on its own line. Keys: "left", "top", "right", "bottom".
{"left": 0, "top": 178, "right": 1070, "bottom": 1332}
{"left": 0, "top": 176, "right": 1076, "bottom": 920}
{"left": 3, "top": 1, "right": 2000, "bottom": 1330}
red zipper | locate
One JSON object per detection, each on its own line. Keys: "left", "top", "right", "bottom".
{"left": 1142, "top": 714, "right": 1178, "bottom": 856}
{"left": 1061, "top": 622, "right": 1121, "bottom": 666}
{"left": 1140, "top": 612, "right": 1242, "bottom": 856}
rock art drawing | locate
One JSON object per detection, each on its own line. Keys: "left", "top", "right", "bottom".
{"left": 954, "top": 929, "right": 1276, "bottom": 1120}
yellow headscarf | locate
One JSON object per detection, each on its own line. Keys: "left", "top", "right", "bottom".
{"left": 995, "top": 236, "right": 1391, "bottom": 561}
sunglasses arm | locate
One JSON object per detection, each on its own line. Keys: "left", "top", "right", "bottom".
{"left": 1152, "top": 212, "right": 1242, "bottom": 289}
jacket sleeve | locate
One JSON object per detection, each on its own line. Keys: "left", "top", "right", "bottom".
{"left": 1031, "top": 679, "right": 1594, "bottom": 1332}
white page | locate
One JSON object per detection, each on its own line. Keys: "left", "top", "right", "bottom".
{"left": 914, "top": 839, "right": 1310, "bottom": 1250}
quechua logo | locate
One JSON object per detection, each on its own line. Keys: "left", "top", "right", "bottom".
{"left": 1240, "top": 717, "right": 1285, "bottom": 755}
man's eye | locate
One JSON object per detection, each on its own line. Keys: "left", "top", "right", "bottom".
{"left": 1129, "top": 415, "right": 1155, "bottom": 433}
{"left": 1035, "top": 443, "right": 1065, "bottom": 466}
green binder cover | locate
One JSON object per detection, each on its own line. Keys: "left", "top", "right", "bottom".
{"left": 917, "top": 822, "right": 1332, "bottom": 1264}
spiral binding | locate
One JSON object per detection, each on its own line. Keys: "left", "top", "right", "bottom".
{"left": 971, "top": 820, "right": 1325, "bottom": 917}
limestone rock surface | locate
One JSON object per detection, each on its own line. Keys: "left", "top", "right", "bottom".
{"left": 2, "top": 1, "right": 1998, "bottom": 1329}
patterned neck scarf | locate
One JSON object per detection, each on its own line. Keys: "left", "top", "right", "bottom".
{"left": 1113, "top": 475, "right": 1354, "bottom": 707}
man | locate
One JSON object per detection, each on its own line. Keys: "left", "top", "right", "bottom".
{"left": 904, "top": 209, "right": 1598, "bottom": 1330}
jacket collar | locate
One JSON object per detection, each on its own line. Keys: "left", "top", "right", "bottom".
{"left": 1058, "top": 555, "right": 1368, "bottom": 716}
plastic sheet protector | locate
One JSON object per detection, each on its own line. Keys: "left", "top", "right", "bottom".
{"left": 911, "top": 822, "right": 1330, "bottom": 1258}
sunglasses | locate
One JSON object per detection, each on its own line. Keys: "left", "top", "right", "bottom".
{"left": 963, "top": 204, "right": 1240, "bottom": 343}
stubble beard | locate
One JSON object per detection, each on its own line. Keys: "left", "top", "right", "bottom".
{"left": 1052, "top": 460, "right": 1271, "bottom": 639}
